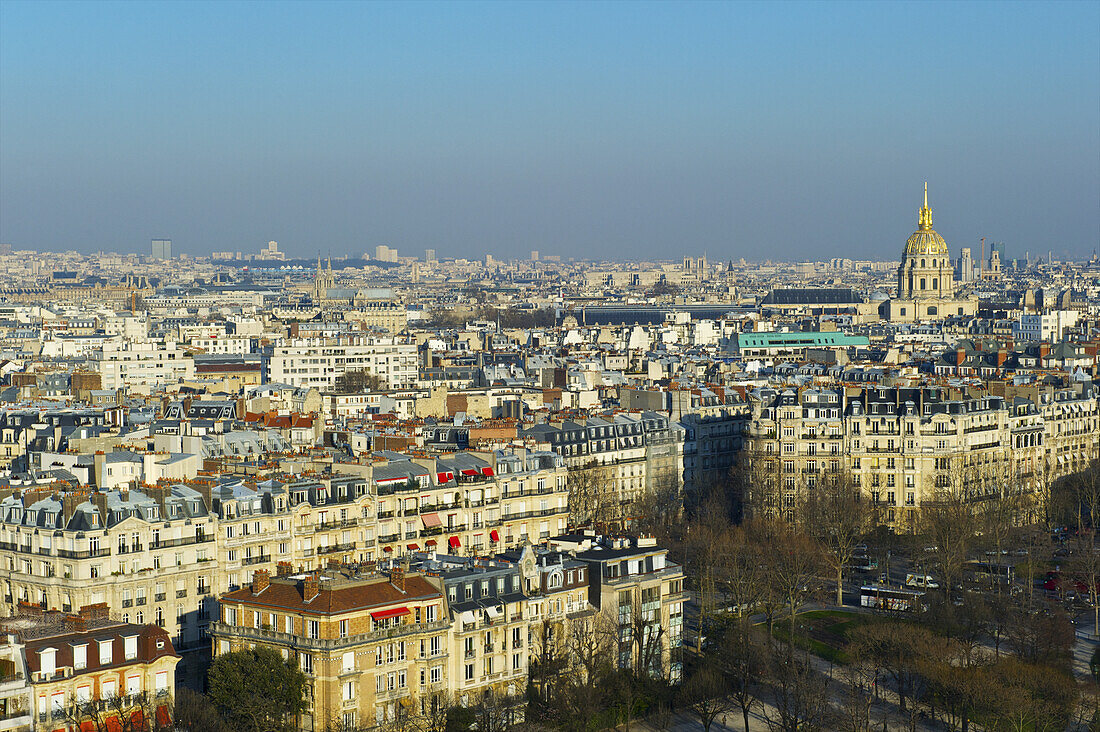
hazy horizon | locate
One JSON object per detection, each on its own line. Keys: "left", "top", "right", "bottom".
{"left": 2, "top": 1, "right": 1097, "bottom": 262}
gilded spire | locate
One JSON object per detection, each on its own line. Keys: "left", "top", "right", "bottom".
{"left": 918, "top": 182, "right": 934, "bottom": 230}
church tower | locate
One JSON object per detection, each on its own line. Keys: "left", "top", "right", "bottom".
{"left": 897, "top": 183, "right": 954, "bottom": 300}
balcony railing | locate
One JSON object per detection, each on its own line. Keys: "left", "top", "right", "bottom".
{"left": 150, "top": 534, "right": 213, "bottom": 549}
{"left": 318, "top": 543, "right": 355, "bottom": 555}
{"left": 209, "top": 619, "right": 451, "bottom": 651}
{"left": 242, "top": 554, "right": 271, "bottom": 566}
{"left": 57, "top": 548, "right": 111, "bottom": 559}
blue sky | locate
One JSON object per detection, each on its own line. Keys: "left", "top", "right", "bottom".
{"left": 1, "top": 1, "right": 1097, "bottom": 261}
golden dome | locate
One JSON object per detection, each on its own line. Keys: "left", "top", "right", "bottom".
{"left": 903, "top": 183, "right": 949, "bottom": 257}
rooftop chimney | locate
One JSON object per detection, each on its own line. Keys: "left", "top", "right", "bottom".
{"left": 390, "top": 565, "right": 406, "bottom": 593}
{"left": 251, "top": 569, "right": 270, "bottom": 595}
{"left": 276, "top": 561, "right": 293, "bottom": 577}
{"left": 79, "top": 603, "right": 109, "bottom": 621}
{"left": 302, "top": 573, "right": 320, "bottom": 603}
{"left": 996, "top": 349, "right": 1007, "bottom": 368}
{"left": 955, "top": 347, "right": 966, "bottom": 366}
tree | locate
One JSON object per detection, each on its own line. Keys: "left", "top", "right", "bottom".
{"left": 921, "top": 472, "right": 982, "bottom": 600}
{"left": 849, "top": 621, "right": 943, "bottom": 713}
{"left": 62, "top": 690, "right": 170, "bottom": 732}
{"left": 566, "top": 463, "right": 619, "bottom": 528}
{"left": 173, "top": 687, "right": 229, "bottom": 732}
{"left": 208, "top": 646, "right": 307, "bottom": 732}
{"left": 680, "top": 664, "right": 734, "bottom": 732}
{"left": 800, "top": 471, "right": 873, "bottom": 606}
{"left": 715, "top": 620, "right": 769, "bottom": 732}
{"left": 334, "top": 368, "right": 385, "bottom": 394}
{"left": 762, "top": 522, "right": 823, "bottom": 652}
{"left": 762, "top": 646, "right": 834, "bottom": 732}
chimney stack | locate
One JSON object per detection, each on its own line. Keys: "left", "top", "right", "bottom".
{"left": 996, "top": 349, "right": 1007, "bottom": 368}
{"left": 1040, "top": 342, "right": 1051, "bottom": 360}
{"left": 390, "top": 565, "right": 406, "bottom": 593}
{"left": 955, "top": 347, "right": 966, "bottom": 367}
{"left": 251, "top": 569, "right": 270, "bottom": 595}
{"left": 276, "top": 561, "right": 293, "bottom": 577}
{"left": 302, "top": 573, "right": 320, "bottom": 602}
{"left": 79, "top": 603, "right": 109, "bottom": 621}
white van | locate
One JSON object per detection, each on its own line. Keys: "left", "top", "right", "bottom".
{"left": 905, "top": 573, "right": 939, "bottom": 589}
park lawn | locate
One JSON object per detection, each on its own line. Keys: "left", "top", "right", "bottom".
{"left": 770, "top": 610, "right": 880, "bottom": 665}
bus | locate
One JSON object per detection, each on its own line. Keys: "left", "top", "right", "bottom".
{"left": 860, "top": 584, "right": 926, "bottom": 612}
{"left": 967, "top": 561, "right": 1014, "bottom": 585}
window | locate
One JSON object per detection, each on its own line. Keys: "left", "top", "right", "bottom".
{"left": 342, "top": 651, "right": 354, "bottom": 673}
{"left": 73, "top": 643, "right": 87, "bottom": 670}
{"left": 99, "top": 639, "right": 113, "bottom": 665}
{"left": 343, "top": 680, "right": 356, "bottom": 701}
{"left": 308, "top": 620, "right": 320, "bottom": 639}
{"left": 301, "top": 653, "right": 313, "bottom": 674}
{"left": 465, "top": 663, "right": 475, "bottom": 681}
{"left": 39, "top": 648, "right": 56, "bottom": 676}
{"left": 339, "top": 619, "right": 348, "bottom": 637}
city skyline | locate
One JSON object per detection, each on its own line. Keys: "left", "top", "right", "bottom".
{"left": 2, "top": 1, "right": 1098, "bottom": 261}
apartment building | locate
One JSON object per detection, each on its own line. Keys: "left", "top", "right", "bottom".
{"left": 86, "top": 340, "right": 195, "bottom": 389}
{"left": 11, "top": 604, "right": 178, "bottom": 732}
{"left": 368, "top": 449, "right": 569, "bottom": 559}
{"left": 0, "top": 486, "right": 217, "bottom": 686}
{"left": 676, "top": 388, "right": 749, "bottom": 493}
{"left": 565, "top": 535, "right": 685, "bottom": 683}
{"left": 741, "top": 384, "right": 1099, "bottom": 527}
{"left": 521, "top": 412, "right": 684, "bottom": 514}
{"left": 212, "top": 567, "right": 449, "bottom": 731}
{"left": 405, "top": 554, "right": 528, "bottom": 715}
{"left": 0, "top": 630, "right": 32, "bottom": 731}
{"left": 268, "top": 337, "right": 418, "bottom": 390}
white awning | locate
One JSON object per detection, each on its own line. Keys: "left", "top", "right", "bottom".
{"left": 485, "top": 605, "right": 503, "bottom": 620}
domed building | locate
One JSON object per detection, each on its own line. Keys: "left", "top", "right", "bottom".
{"left": 898, "top": 184, "right": 954, "bottom": 299}
{"left": 883, "top": 184, "right": 978, "bottom": 322}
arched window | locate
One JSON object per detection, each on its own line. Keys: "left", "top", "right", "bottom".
{"left": 932, "top": 278, "right": 938, "bottom": 290}
{"left": 920, "top": 278, "right": 926, "bottom": 290}
{"left": 921, "top": 259, "right": 926, "bottom": 268}
{"left": 927, "top": 306, "right": 938, "bottom": 315}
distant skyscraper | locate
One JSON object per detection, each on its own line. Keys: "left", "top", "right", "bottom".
{"left": 530, "top": 250, "right": 539, "bottom": 261}
{"left": 424, "top": 248, "right": 436, "bottom": 263}
{"left": 374, "top": 245, "right": 398, "bottom": 262}
{"left": 151, "top": 239, "right": 172, "bottom": 260}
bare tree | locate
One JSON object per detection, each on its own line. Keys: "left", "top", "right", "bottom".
{"left": 680, "top": 663, "right": 734, "bottom": 732}
{"left": 762, "top": 646, "right": 834, "bottom": 732}
{"left": 921, "top": 466, "right": 982, "bottom": 600}
{"left": 716, "top": 620, "right": 769, "bottom": 732}
{"left": 800, "top": 471, "right": 873, "bottom": 606}
{"left": 566, "top": 463, "right": 619, "bottom": 528}
{"left": 761, "top": 522, "right": 824, "bottom": 652}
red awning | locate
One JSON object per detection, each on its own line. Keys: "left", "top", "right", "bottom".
{"left": 460, "top": 469, "right": 479, "bottom": 476}
{"left": 490, "top": 530, "right": 500, "bottom": 542}
{"left": 382, "top": 545, "right": 393, "bottom": 552}
{"left": 421, "top": 513, "right": 442, "bottom": 528}
{"left": 407, "top": 543, "right": 419, "bottom": 550}
{"left": 425, "top": 539, "right": 438, "bottom": 546}
{"left": 481, "top": 467, "right": 495, "bottom": 477}
{"left": 437, "top": 471, "right": 454, "bottom": 483}
{"left": 448, "top": 536, "right": 461, "bottom": 548}
{"left": 370, "top": 606, "right": 410, "bottom": 621}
